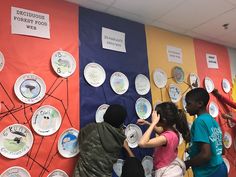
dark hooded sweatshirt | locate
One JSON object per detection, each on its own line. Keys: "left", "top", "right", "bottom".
{"left": 74, "top": 122, "right": 125, "bottom": 177}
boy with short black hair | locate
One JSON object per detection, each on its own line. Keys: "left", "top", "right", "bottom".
{"left": 184, "top": 88, "right": 227, "bottom": 177}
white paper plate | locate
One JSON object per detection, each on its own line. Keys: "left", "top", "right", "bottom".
{"left": 58, "top": 128, "right": 79, "bottom": 158}
{"left": 204, "top": 77, "right": 214, "bottom": 93}
{"left": 178, "top": 132, "right": 183, "bottom": 145}
{"left": 47, "top": 169, "right": 69, "bottom": 177}
{"left": 223, "top": 132, "right": 232, "bottom": 149}
{"left": 189, "top": 73, "right": 200, "bottom": 89}
{"left": 172, "top": 66, "right": 184, "bottom": 83}
{"left": 1, "top": 166, "right": 31, "bottom": 177}
{"left": 0, "top": 51, "right": 5, "bottom": 72}
{"left": 110, "top": 72, "right": 129, "bottom": 95}
{"left": 153, "top": 68, "right": 167, "bottom": 88}
{"left": 14, "top": 73, "right": 46, "bottom": 104}
{"left": 113, "top": 159, "right": 124, "bottom": 177}
{"left": 84, "top": 62, "right": 106, "bottom": 87}
{"left": 125, "top": 124, "right": 142, "bottom": 148}
{"left": 31, "top": 105, "right": 62, "bottom": 136}
{"left": 223, "top": 157, "right": 230, "bottom": 173}
{"left": 51, "top": 50, "right": 76, "bottom": 78}
{"left": 142, "top": 156, "right": 153, "bottom": 177}
{"left": 135, "top": 74, "right": 150, "bottom": 95}
{"left": 95, "top": 104, "right": 110, "bottom": 123}
{"left": 222, "top": 78, "right": 231, "bottom": 93}
{"left": 182, "top": 94, "right": 187, "bottom": 112}
{"left": 208, "top": 101, "right": 219, "bottom": 118}
{"left": 168, "top": 84, "right": 181, "bottom": 103}
{"left": 0, "top": 124, "right": 33, "bottom": 159}
{"left": 135, "top": 97, "right": 152, "bottom": 119}
{"left": 183, "top": 151, "right": 190, "bottom": 161}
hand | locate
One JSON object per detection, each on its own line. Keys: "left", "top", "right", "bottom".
{"left": 212, "top": 89, "right": 219, "bottom": 95}
{"left": 151, "top": 111, "right": 160, "bottom": 124}
{"left": 222, "top": 113, "right": 232, "bottom": 120}
{"left": 136, "top": 119, "right": 149, "bottom": 126}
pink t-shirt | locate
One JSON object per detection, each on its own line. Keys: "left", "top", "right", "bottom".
{"left": 153, "top": 131, "right": 179, "bottom": 169}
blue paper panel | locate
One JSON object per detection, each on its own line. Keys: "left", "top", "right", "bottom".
{"left": 79, "top": 7, "right": 153, "bottom": 165}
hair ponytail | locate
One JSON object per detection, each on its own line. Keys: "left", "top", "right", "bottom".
{"left": 175, "top": 109, "right": 190, "bottom": 143}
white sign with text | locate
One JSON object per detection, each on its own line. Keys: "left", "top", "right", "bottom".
{"left": 167, "top": 45, "right": 182, "bottom": 63}
{"left": 102, "top": 27, "right": 126, "bottom": 53}
{"left": 11, "top": 7, "right": 50, "bottom": 39}
{"left": 206, "top": 54, "right": 218, "bottom": 69}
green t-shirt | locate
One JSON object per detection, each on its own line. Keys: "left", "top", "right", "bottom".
{"left": 189, "top": 113, "right": 223, "bottom": 177}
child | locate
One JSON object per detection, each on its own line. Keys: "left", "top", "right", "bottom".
{"left": 184, "top": 88, "right": 227, "bottom": 177}
{"left": 73, "top": 104, "right": 134, "bottom": 177}
{"left": 137, "top": 102, "right": 190, "bottom": 177}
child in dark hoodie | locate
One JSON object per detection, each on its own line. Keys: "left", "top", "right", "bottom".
{"left": 73, "top": 104, "right": 133, "bottom": 177}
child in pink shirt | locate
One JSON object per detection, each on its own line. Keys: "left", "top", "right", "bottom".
{"left": 137, "top": 102, "right": 190, "bottom": 177}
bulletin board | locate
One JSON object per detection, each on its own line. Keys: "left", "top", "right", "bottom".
{"left": 79, "top": 7, "right": 153, "bottom": 170}
{"left": 194, "top": 39, "right": 235, "bottom": 177}
{"left": 0, "top": 0, "right": 79, "bottom": 176}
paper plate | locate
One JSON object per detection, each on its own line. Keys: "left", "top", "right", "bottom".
{"left": 51, "top": 50, "right": 76, "bottom": 78}
{"left": 0, "top": 124, "right": 33, "bottom": 159}
{"left": 178, "top": 132, "right": 183, "bottom": 145}
{"left": 47, "top": 169, "right": 69, "bottom": 177}
{"left": 95, "top": 104, "right": 110, "bottom": 123}
{"left": 1, "top": 166, "right": 31, "bottom": 177}
{"left": 58, "top": 128, "right": 79, "bottom": 158}
{"left": 0, "top": 51, "right": 5, "bottom": 72}
{"left": 222, "top": 78, "right": 231, "bottom": 93}
{"left": 125, "top": 124, "right": 142, "bottom": 148}
{"left": 168, "top": 84, "right": 181, "bottom": 103}
{"left": 189, "top": 73, "right": 200, "bottom": 89}
{"left": 223, "top": 157, "right": 230, "bottom": 173}
{"left": 204, "top": 77, "right": 214, "bottom": 93}
{"left": 142, "top": 156, "right": 153, "bottom": 177}
{"left": 153, "top": 68, "right": 167, "bottom": 88}
{"left": 135, "top": 74, "right": 150, "bottom": 95}
{"left": 135, "top": 97, "right": 152, "bottom": 119}
{"left": 182, "top": 94, "right": 187, "bottom": 112}
{"left": 31, "top": 105, "right": 62, "bottom": 136}
{"left": 110, "top": 72, "right": 129, "bottom": 95}
{"left": 172, "top": 66, "right": 184, "bottom": 83}
{"left": 113, "top": 159, "right": 124, "bottom": 177}
{"left": 208, "top": 101, "right": 219, "bottom": 118}
{"left": 223, "top": 132, "right": 232, "bottom": 149}
{"left": 14, "top": 73, "right": 46, "bottom": 104}
{"left": 183, "top": 151, "right": 190, "bottom": 161}
{"left": 84, "top": 62, "right": 106, "bottom": 87}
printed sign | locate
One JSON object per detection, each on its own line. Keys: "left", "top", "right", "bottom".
{"left": 206, "top": 54, "right": 218, "bottom": 69}
{"left": 167, "top": 45, "right": 182, "bottom": 63}
{"left": 11, "top": 7, "right": 50, "bottom": 39}
{"left": 102, "top": 27, "right": 126, "bottom": 53}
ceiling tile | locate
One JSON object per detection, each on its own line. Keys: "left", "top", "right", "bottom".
{"left": 106, "top": 7, "right": 142, "bottom": 23}
{"left": 158, "top": 0, "right": 234, "bottom": 30}
{"left": 192, "top": 8, "right": 236, "bottom": 38}
{"left": 112, "top": 0, "right": 186, "bottom": 20}
{"left": 66, "top": 0, "right": 110, "bottom": 11}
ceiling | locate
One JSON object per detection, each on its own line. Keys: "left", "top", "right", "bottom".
{"left": 66, "top": 0, "right": 236, "bottom": 49}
